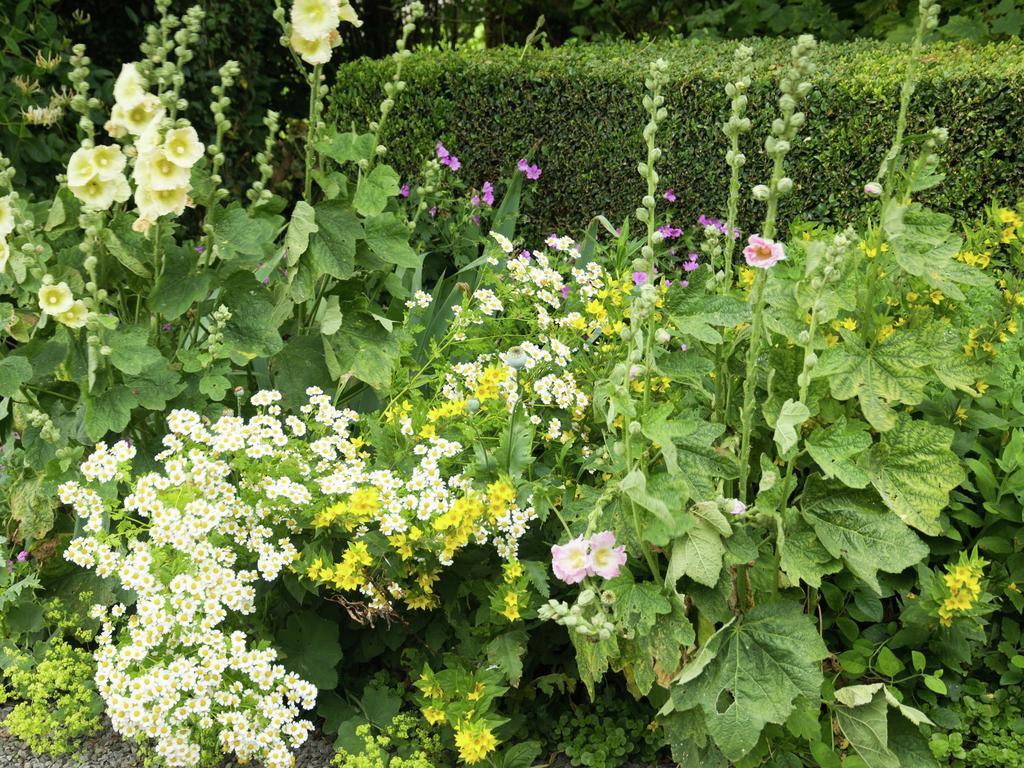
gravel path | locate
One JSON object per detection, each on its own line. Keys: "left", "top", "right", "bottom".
{"left": 0, "top": 707, "right": 336, "bottom": 768}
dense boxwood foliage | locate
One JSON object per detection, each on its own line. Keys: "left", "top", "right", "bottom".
{"left": 330, "top": 38, "right": 1024, "bottom": 236}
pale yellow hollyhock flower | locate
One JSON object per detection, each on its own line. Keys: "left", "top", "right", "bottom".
{"left": 290, "top": 30, "right": 333, "bottom": 65}
{"left": 56, "top": 300, "right": 89, "bottom": 329}
{"left": 69, "top": 174, "right": 131, "bottom": 211}
{"left": 291, "top": 0, "right": 340, "bottom": 39}
{"left": 0, "top": 237, "right": 9, "bottom": 273}
{"left": 135, "top": 184, "right": 189, "bottom": 220}
{"left": 339, "top": 0, "right": 362, "bottom": 27}
{"left": 162, "top": 127, "right": 205, "bottom": 169}
{"left": 108, "top": 94, "right": 164, "bottom": 137}
{"left": 113, "top": 62, "right": 147, "bottom": 107}
{"left": 91, "top": 145, "right": 128, "bottom": 181}
{"left": 67, "top": 146, "right": 99, "bottom": 187}
{"left": 38, "top": 282, "right": 74, "bottom": 316}
{"left": 134, "top": 148, "right": 190, "bottom": 191}
{"left": 0, "top": 195, "right": 13, "bottom": 237}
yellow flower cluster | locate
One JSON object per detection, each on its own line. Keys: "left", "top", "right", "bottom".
{"left": 938, "top": 554, "right": 986, "bottom": 627}
{"left": 307, "top": 541, "right": 374, "bottom": 591}
{"left": 311, "top": 487, "right": 380, "bottom": 530}
{"left": 454, "top": 722, "right": 498, "bottom": 765}
{"left": 473, "top": 364, "right": 511, "bottom": 401}
{"left": 433, "top": 493, "right": 486, "bottom": 561}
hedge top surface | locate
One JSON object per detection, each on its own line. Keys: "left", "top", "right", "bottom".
{"left": 330, "top": 39, "right": 1024, "bottom": 236}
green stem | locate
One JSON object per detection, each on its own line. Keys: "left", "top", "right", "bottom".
{"left": 302, "top": 63, "right": 322, "bottom": 202}
{"left": 737, "top": 270, "right": 767, "bottom": 503}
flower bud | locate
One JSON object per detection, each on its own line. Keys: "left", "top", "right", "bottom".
{"left": 506, "top": 346, "right": 529, "bottom": 371}
{"left": 752, "top": 184, "right": 770, "bottom": 201}
{"left": 864, "top": 181, "right": 883, "bottom": 197}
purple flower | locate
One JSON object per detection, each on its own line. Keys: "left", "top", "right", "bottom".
{"left": 632, "top": 271, "right": 648, "bottom": 285}
{"left": 446, "top": 155, "right": 461, "bottom": 171}
{"left": 435, "top": 141, "right": 449, "bottom": 161}
{"left": 560, "top": 285, "right": 570, "bottom": 299}
{"left": 517, "top": 158, "right": 541, "bottom": 180}
{"left": 161, "top": 322, "right": 173, "bottom": 332}
{"left": 698, "top": 215, "right": 740, "bottom": 240}
{"left": 472, "top": 214, "right": 480, "bottom": 225}
{"left": 400, "top": 183, "right": 410, "bottom": 198}
{"left": 727, "top": 499, "right": 747, "bottom": 516}
{"left": 683, "top": 252, "right": 699, "bottom": 272}
{"left": 429, "top": 206, "right": 437, "bottom": 218}
{"left": 471, "top": 194, "right": 480, "bottom": 207}
{"left": 657, "top": 224, "right": 683, "bottom": 240}
{"left": 664, "top": 188, "right": 677, "bottom": 202}
{"left": 436, "top": 141, "right": 461, "bottom": 170}
{"left": 195, "top": 245, "right": 206, "bottom": 254}
{"left": 15, "top": 550, "right": 28, "bottom": 563}
{"left": 482, "top": 181, "right": 495, "bottom": 206}
{"left": 680, "top": 343, "right": 688, "bottom": 351}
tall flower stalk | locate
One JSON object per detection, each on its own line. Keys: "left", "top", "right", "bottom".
{"left": 736, "top": 35, "right": 816, "bottom": 502}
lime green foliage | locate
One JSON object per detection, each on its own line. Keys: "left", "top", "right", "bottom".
{"left": 0, "top": 598, "right": 102, "bottom": 758}
{"left": 333, "top": 716, "right": 442, "bottom": 768}
{"left": 929, "top": 685, "right": 1024, "bottom": 767}
{"left": 543, "top": 689, "right": 659, "bottom": 768}
{"left": 331, "top": 39, "right": 1024, "bottom": 237}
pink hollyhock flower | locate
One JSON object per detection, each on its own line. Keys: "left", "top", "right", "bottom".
{"left": 743, "top": 234, "right": 786, "bottom": 268}
{"left": 551, "top": 537, "right": 590, "bottom": 584}
{"left": 587, "top": 531, "right": 626, "bottom": 579}
{"left": 632, "top": 271, "right": 648, "bottom": 285}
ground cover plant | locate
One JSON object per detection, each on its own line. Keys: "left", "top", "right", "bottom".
{"left": 0, "top": 0, "right": 1022, "bottom": 767}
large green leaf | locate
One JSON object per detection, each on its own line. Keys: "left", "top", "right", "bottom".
{"left": 126, "top": 360, "right": 184, "bottom": 410}
{"left": 323, "top": 309, "right": 402, "bottom": 390}
{"left": 834, "top": 684, "right": 934, "bottom": 768}
{"left": 813, "top": 330, "right": 930, "bottom": 432}
{"left": 84, "top": 385, "right": 137, "bottom": 441}
{"left": 666, "top": 504, "right": 731, "bottom": 589}
{"left": 107, "top": 325, "right": 164, "bottom": 375}
{"left": 149, "top": 244, "right": 209, "bottom": 320}
{"left": 308, "top": 201, "right": 361, "bottom": 279}
{"left": 801, "top": 480, "right": 928, "bottom": 593}
{"left": 220, "top": 273, "right": 284, "bottom": 362}
{"left": 773, "top": 398, "right": 810, "bottom": 456}
{"left": 669, "top": 600, "right": 827, "bottom": 761}
{"left": 208, "top": 203, "right": 280, "bottom": 260}
{"left": 805, "top": 416, "right": 872, "bottom": 488}
{"left": 778, "top": 508, "right": 842, "bottom": 588}
{"left": 276, "top": 611, "right": 343, "bottom": 690}
{"left": 285, "top": 200, "right": 318, "bottom": 263}
{"left": 486, "top": 630, "right": 527, "bottom": 687}
{"left": 363, "top": 212, "right": 420, "bottom": 268}
{"left": 314, "top": 129, "right": 374, "bottom": 166}
{"left": 863, "top": 416, "right": 964, "bottom": 535}
{"left": 0, "top": 356, "right": 32, "bottom": 398}
{"left": 665, "top": 290, "right": 750, "bottom": 344}
{"left": 353, "top": 164, "right": 400, "bottom": 217}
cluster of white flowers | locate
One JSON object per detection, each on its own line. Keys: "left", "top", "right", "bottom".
{"left": 66, "top": 143, "right": 130, "bottom": 211}
{"left": 405, "top": 290, "right": 433, "bottom": 309}
{"left": 61, "top": 396, "right": 318, "bottom": 768}
{"left": 289, "top": 0, "right": 362, "bottom": 65}
{"left": 545, "top": 233, "right": 581, "bottom": 258}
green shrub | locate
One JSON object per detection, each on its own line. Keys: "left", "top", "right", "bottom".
{"left": 330, "top": 38, "right": 1024, "bottom": 237}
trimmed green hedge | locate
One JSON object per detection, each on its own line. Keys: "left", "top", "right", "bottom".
{"left": 329, "top": 39, "right": 1024, "bottom": 236}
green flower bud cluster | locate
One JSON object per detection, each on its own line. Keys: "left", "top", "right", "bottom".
{"left": 24, "top": 409, "right": 61, "bottom": 444}
{"left": 206, "top": 304, "right": 233, "bottom": 359}
{"left": 633, "top": 58, "right": 669, "bottom": 274}
{"left": 67, "top": 44, "right": 99, "bottom": 137}
{"left": 722, "top": 45, "right": 753, "bottom": 169}
{"left": 368, "top": 2, "right": 425, "bottom": 170}
{"left": 248, "top": 110, "right": 282, "bottom": 207}
{"left": 538, "top": 590, "right": 616, "bottom": 641}
{"left": 209, "top": 60, "right": 242, "bottom": 198}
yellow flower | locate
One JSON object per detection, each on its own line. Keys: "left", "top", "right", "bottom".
{"left": 422, "top": 706, "right": 447, "bottom": 725}
{"left": 454, "top": 722, "right": 498, "bottom": 764}
{"left": 877, "top": 324, "right": 894, "bottom": 342}
{"left": 906, "top": 291, "right": 919, "bottom": 304}
{"left": 503, "top": 560, "right": 523, "bottom": 583}
{"left": 419, "top": 424, "right": 437, "bottom": 440}
{"left": 486, "top": 478, "right": 517, "bottom": 522}
{"left": 38, "top": 281, "right": 74, "bottom": 316}
{"left": 975, "top": 379, "right": 989, "bottom": 394}
{"left": 500, "top": 590, "right": 521, "bottom": 621}
{"left": 406, "top": 593, "right": 438, "bottom": 610}
{"left": 831, "top": 317, "right": 857, "bottom": 331}
{"left": 56, "top": 300, "right": 88, "bottom": 329}
{"left": 474, "top": 364, "right": 509, "bottom": 401}
{"left": 930, "top": 290, "right": 944, "bottom": 305}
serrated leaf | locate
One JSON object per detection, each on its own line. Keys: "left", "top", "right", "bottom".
{"left": 285, "top": 200, "right": 318, "bottom": 264}
{"left": 863, "top": 416, "right": 964, "bottom": 535}
{"left": 149, "top": 244, "right": 209, "bottom": 320}
{"left": 323, "top": 308, "right": 402, "bottom": 390}
{"left": 84, "top": 385, "right": 137, "bottom": 440}
{"left": 363, "top": 212, "right": 420, "bottom": 268}
{"left": 208, "top": 203, "right": 279, "bottom": 260}
{"left": 126, "top": 360, "right": 184, "bottom": 410}
{"left": 198, "top": 373, "right": 231, "bottom": 401}
{"left": 813, "top": 330, "right": 930, "bottom": 432}
{"left": 220, "top": 273, "right": 284, "bottom": 361}
{"left": 666, "top": 507, "right": 729, "bottom": 589}
{"left": 0, "top": 356, "right": 32, "bottom": 397}
{"left": 486, "top": 630, "right": 527, "bottom": 687}
{"left": 107, "top": 325, "right": 164, "bottom": 375}
{"left": 308, "top": 201, "right": 361, "bottom": 279}
{"left": 666, "top": 291, "right": 750, "bottom": 344}
{"left": 611, "top": 579, "right": 671, "bottom": 634}
{"left": 101, "top": 227, "right": 152, "bottom": 278}
{"left": 779, "top": 508, "right": 842, "bottom": 588}
{"left": 315, "top": 129, "right": 374, "bottom": 165}
{"left": 805, "top": 416, "right": 872, "bottom": 488}
{"left": 353, "top": 164, "right": 400, "bottom": 217}
{"left": 670, "top": 600, "right": 827, "bottom": 761}
{"left": 835, "top": 686, "right": 899, "bottom": 768}
{"left": 801, "top": 479, "right": 928, "bottom": 593}
{"left": 774, "top": 398, "right": 810, "bottom": 456}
